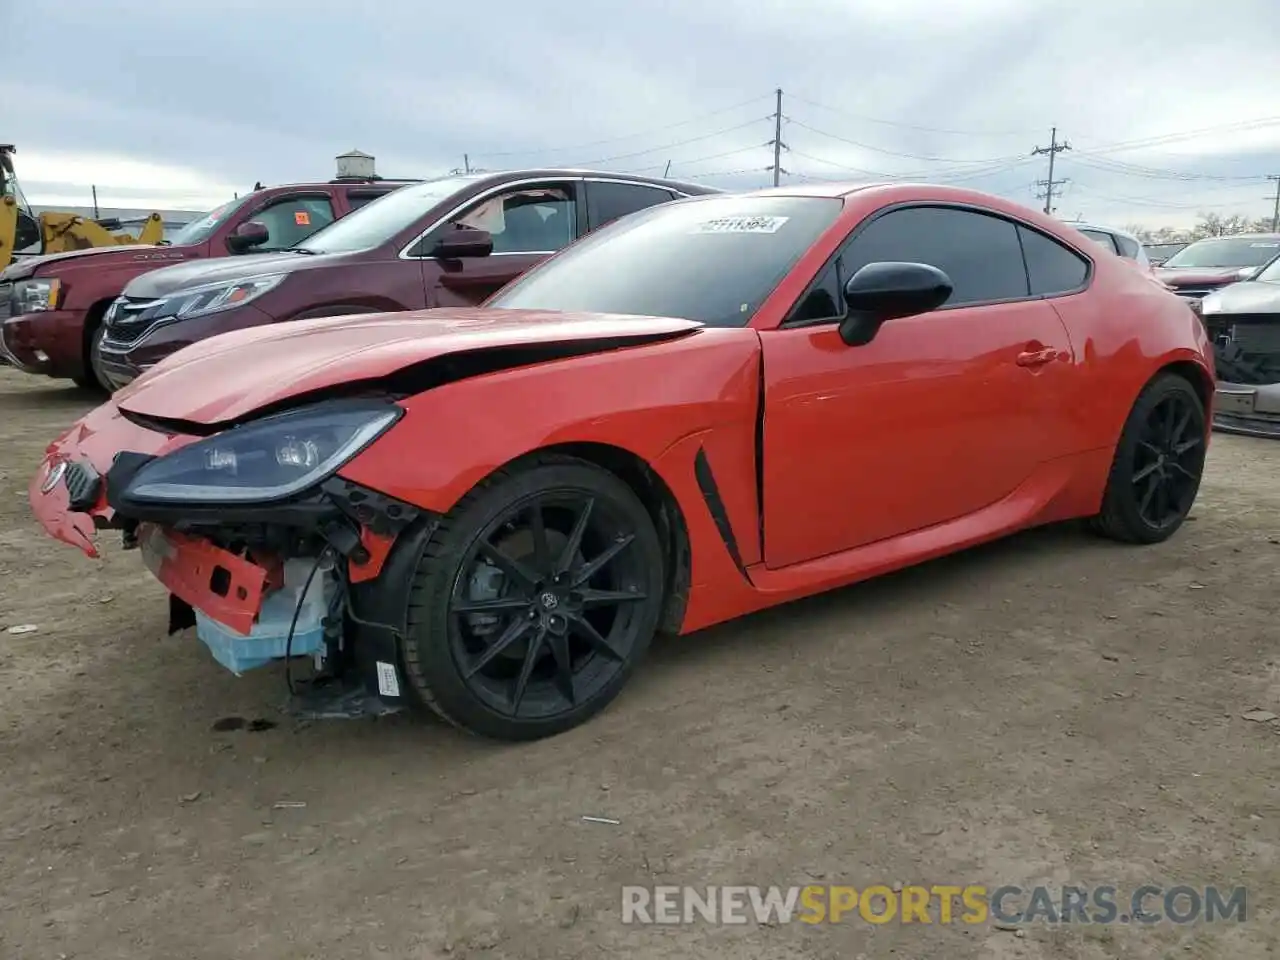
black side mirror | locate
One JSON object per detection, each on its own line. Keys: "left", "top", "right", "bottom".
{"left": 227, "top": 220, "right": 269, "bottom": 253}
{"left": 431, "top": 226, "right": 494, "bottom": 259}
{"left": 837, "top": 261, "right": 953, "bottom": 346}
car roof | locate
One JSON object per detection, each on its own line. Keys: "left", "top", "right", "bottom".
{"left": 1060, "top": 220, "right": 1140, "bottom": 240}
{"left": 1188, "top": 232, "right": 1280, "bottom": 241}
{"left": 447, "top": 168, "right": 723, "bottom": 195}
{"left": 268, "top": 178, "right": 422, "bottom": 190}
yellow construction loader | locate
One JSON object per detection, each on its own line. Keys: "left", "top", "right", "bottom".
{"left": 1, "top": 144, "right": 164, "bottom": 264}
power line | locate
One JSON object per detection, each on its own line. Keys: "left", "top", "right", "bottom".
{"left": 563, "top": 117, "right": 771, "bottom": 167}
{"left": 783, "top": 92, "right": 1041, "bottom": 137}
{"left": 1032, "top": 127, "right": 1071, "bottom": 214}
{"left": 785, "top": 116, "right": 1022, "bottom": 165}
{"left": 467, "top": 94, "right": 774, "bottom": 160}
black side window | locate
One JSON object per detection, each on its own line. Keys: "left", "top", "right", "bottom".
{"left": 346, "top": 192, "right": 389, "bottom": 210}
{"left": 841, "top": 206, "right": 1029, "bottom": 307}
{"left": 1115, "top": 235, "right": 1141, "bottom": 259}
{"left": 1019, "top": 226, "right": 1090, "bottom": 296}
{"left": 586, "top": 181, "right": 678, "bottom": 230}
{"left": 249, "top": 195, "right": 335, "bottom": 249}
{"left": 787, "top": 261, "right": 844, "bottom": 324}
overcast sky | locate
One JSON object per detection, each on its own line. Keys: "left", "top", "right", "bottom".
{"left": 4, "top": 0, "right": 1279, "bottom": 231}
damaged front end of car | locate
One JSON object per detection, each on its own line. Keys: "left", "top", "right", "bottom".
{"left": 32, "top": 397, "right": 437, "bottom": 719}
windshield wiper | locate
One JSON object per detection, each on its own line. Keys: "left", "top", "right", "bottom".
{"left": 289, "top": 247, "right": 318, "bottom": 255}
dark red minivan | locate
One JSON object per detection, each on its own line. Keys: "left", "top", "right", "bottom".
{"left": 95, "top": 170, "right": 718, "bottom": 390}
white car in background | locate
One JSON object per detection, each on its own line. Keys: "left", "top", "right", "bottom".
{"left": 1061, "top": 220, "right": 1152, "bottom": 272}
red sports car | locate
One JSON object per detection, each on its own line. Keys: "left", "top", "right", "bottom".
{"left": 29, "top": 182, "right": 1213, "bottom": 741}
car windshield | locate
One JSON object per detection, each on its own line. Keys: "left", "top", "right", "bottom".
{"left": 1253, "top": 253, "right": 1280, "bottom": 283}
{"left": 164, "top": 196, "right": 251, "bottom": 246}
{"left": 296, "top": 177, "right": 478, "bottom": 254}
{"left": 1163, "top": 237, "right": 1280, "bottom": 268}
{"left": 487, "top": 195, "right": 844, "bottom": 327}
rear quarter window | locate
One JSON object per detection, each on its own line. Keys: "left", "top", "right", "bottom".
{"left": 1018, "top": 226, "right": 1090, "bottom": 296}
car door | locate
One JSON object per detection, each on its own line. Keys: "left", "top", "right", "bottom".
{"left": 420, "top": 180, "right": 582, "bottom": 307}
{"left": 584, "top": 179, "right": 680, "bottom": 231}
{"left": 759, "top": 204, "right": 1080, "bottom": 569}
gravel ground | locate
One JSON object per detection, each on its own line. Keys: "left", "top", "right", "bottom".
{"left": 1, "top": 365, "right": 1278, "bottom": 960}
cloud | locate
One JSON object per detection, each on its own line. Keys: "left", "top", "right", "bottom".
{"left": 4, "top": 0, "right": 1279, "bottom": 231}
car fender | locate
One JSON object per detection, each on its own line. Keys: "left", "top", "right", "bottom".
{"left": 1048, "top": 263, "right": 1215, "bottom": 447}
{"left": 335, "top": 326, "right": 764, "bottom": 566}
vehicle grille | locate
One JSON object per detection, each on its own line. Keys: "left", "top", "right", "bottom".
{"left": 1172, "top": 286, "right": 1218, "bottom": 300}
{"left": 0, "top": 282, "right": 12, "bottom": 322}
{"left": 1203, "top": 313, "right": 1280, "bottom": 351}
{"left": 101, "top": 295, "right": 165, "bottom": 347}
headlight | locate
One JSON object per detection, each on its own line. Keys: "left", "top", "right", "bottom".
{"left": 13, "top": 277, "right": 61, "bottom": 312}
{"left": 153, "top": 273, "right": 284, "bottom": 322}
{"left": 122, "top": 400, "right": 401, "bottom": 504}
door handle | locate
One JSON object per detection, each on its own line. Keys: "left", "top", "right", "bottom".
{"left": 1016, "top": 347, "right": 1060, "bottom": 367}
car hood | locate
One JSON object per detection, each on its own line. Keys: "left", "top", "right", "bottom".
{"left": 1155, "top": 266, "right": 1249, "bottom": 286}
{"left": 121, "top": 250, "right": 343, "bottom": 298}
{"left": 0, "top": 244, "right": 162, "bottom": 281}
{"left": 113, "top": 307, "right": 703, "bottom": 426}
{"left": 1202, "top": 281, "right": 1280, "bottom": 316}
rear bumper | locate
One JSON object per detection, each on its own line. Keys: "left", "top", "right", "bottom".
{"left": 1, "top": 308, "right": 88, "bottom": 378}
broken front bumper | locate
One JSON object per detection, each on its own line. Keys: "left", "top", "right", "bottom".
{"left": 27, "top": 402, "right": 433, "bottom": 712}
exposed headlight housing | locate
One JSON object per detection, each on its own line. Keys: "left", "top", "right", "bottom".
{"left": 153, "top": 273, "right": 285, "bottom": 322}
{"left": 122, "top": 400, "right": 401, "bottom": 504}
{"left": 13, "top": 277, "right": 61, "bottom": 313}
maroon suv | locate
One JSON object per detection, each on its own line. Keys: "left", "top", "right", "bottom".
{"left": 0, "top": 175, "right": 418, "bottom": 389}
{"left": 94, "top": 170, "right": 718, "bottom": 391}
{"left": 1154, "top": 232, "right": 1280, "bottom": 310}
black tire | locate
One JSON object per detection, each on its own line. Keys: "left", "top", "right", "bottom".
{"left": 78, "top": 307, "right": 111, "bottom": 393}
{"left": 1090, "top": 372, "right": 1207, "bottom": 544}
{"left": 401, "top": 454, "right": 666, "bottom": 741}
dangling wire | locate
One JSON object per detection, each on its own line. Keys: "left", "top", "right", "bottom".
{"left": 284, "top": 548, "right": 334, "bottom": 696}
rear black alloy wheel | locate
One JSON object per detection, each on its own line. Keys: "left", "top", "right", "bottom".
{"left": 402, "top": 455, "right": 665, "bottom": 741}
{"left": 1091, "top": 373, "right": 1207, "bottom": 544}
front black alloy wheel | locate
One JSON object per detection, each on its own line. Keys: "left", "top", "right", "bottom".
{"left": 401, "top": 455, "right": 666, "bottom": 741}
{"left": 1091, "top": 372, "right": 1207, "bottom": 544}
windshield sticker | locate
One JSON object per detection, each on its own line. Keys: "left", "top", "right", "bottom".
{"left": 1249, "top": 242, "right": 1279, "bottom": 248}
{"left": 692, "top": 215, "right": 790, "bottom": 235}
{"left": 295, "top": 211, "right": 311, "bottom": 226}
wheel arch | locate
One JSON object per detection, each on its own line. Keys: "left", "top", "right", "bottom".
{"left": 1155, "top": 357, "right": 1213, "bottom": 416}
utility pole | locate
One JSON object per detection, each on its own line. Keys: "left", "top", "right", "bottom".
{"left": 1268, "top": 175, "right": 1280, "bottom": 232}
{"left": 1031, "top": 127, "right": 1071, "bottom": 215}
{"left": 769, "top": 88, "right": 787, "bottom": 187}
{"left": 464, "top": 154, "right": 472, "bottom": 174}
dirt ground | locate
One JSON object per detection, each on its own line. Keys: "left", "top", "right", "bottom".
{"left": 2, "top": 365, "right": 1280, "bottom": 960}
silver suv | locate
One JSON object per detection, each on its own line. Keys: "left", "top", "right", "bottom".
{"left": 1061, "top": 221, "right": 1152, "bottom": 271}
